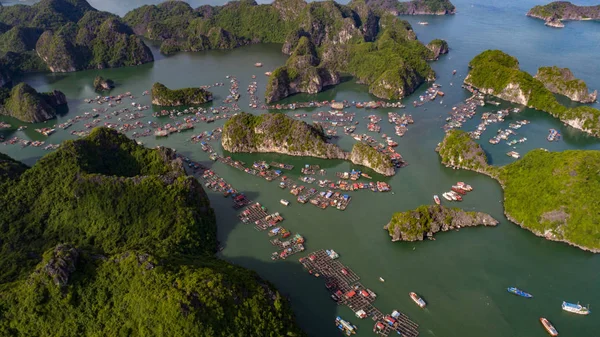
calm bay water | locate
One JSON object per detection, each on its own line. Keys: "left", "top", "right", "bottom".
{"left": 2, "top": 0, "right": 600, "bottom": 336}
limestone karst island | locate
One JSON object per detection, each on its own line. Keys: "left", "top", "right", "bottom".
{"left": 1, "top": 0, "right": 600, "bottom": 336}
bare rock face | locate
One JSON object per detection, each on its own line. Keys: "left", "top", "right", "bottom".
{"left": 383, "top": 205, "right": 498, "bottom": 242}
{"left": 37, "top": 244, "right": 80, "bottom": 287}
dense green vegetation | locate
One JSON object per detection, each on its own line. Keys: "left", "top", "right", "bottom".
{"left": 151, "top": 82, "right": 213, "bottom": 106}
{"left": 0, "top": 128, "right": 304, "bottom": 335}
{"left": 0, "top": 82, "right": 66, "bottom": 122}
{"left": 222, "top": 112, "right": 340, "bottom": 158}
{"left": 437, "top": 130, "right": 600, "bottom": 251}
{"left": 0, "top": 0, "right": 153, "bottom": 75}
{"left": 350, "top": 142, "right": 394, "bottom": 171}
{"left": 436, "top": 129, "right": 495, "bottom": 175}
{"left": 466, "top": 50, "right": 600, "bottom": 137}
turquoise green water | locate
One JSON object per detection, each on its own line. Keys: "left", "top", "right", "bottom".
{"left": 2, "top": 1, "right": 600, "bottom": 336}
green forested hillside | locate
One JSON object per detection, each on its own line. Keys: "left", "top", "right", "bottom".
{"left": 0, "top": 127, "right": 304, "bottom": 336}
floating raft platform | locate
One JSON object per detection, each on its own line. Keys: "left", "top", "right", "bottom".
{"left": 271, "top": 162, "right": 294, "bottom": 170}
{"left": 300, "top": 250, "right": 419, "bottom": 337}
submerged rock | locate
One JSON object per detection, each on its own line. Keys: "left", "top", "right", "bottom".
{"left": 384, "top": 205, "right": 498, "bottom": 242}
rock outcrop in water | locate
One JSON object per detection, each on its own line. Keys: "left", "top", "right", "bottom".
{"left": 93, "top": 76, "right": 115, "bottom": 91}
{"left": 384, "top": 205, "right": 498, "bottom": 242}
{"left": 436, "top": 129, "right": 600, "bottom": 253}
{"left": 426, "top": 39, "right": 449, "bottom": 60}
{"left": 534, "top": 66, "right": 597, "bottom": 103}
{"left": 151, "top": 82, "right": 213, "bottom": 106}
{"left": 0, "top": 83, "right": 67, "bottom": 122}
{"left": 222, "top": 112, "right": 397, "bottom": 175}
{"left": 465, "top": 50, "right": 600, "bottom": 137}
{"left": 527, "top": 1, "right": 600, "bottom": 27}
{"left": 350, "top": 142, "right": 395, "bottom": 176}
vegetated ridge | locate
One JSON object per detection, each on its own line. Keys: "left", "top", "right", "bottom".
{"left": 464, "top": 50, "right": 600, "bottom": 138}
{"left": 0, "top": 127, "right": 305, "bottom": 336}
{"left": 437, "top": 129, "right": 600, "bottom": 253}
{"left": 0, "top": 82, "right": 67, "bottom": 122}
{"left": 151, "top": 82, "right": 213, "bottom": 106}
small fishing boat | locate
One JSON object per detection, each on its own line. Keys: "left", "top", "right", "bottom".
{"left": 355, "top": 309, "right": 367, "bottom": 319}
{"left": 442, "top": 192, "right": 453, "bottom": 201}
{"left": 410, "top": 292, "right": 427, "bottom": 308}
{"left": 539, "top": 317, "right": 558, "bottom": 336}
{"left": 507, "top": 287, "right": 533, "bottom": 298}
{"left": 335, "top": 316, "right": 357, "bottom": 336}
{"left": 434, "top": 195, "right": 441, "bottom": 205}
{"left": 562, "top": 301, "right": 590, "bottom": 315}
{"left": 254, "top": 62, "right": 263, "bottom": 67}
{"left": 418, "top": 21, "right": 429, "bottom": 25}
{"left": 265, "top": 71, "right": 272, "bottom": 76}
{"left": 379, "top": 277, "right": 385, "bottom": 282}
{"left": 280, "top": 199, "right": 290, "bottom": 206}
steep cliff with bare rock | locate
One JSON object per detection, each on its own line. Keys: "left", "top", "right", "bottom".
{"left": 465, "top": 50, "right": 600, "bottom": 137}
{"left": 535, "top": 66, "right": 597, "bottom": 103}
{"left": 222, "top": 112, "right": 397, "bottom": 175}
{"left": 427, "top": 39, "right": 449, "bottom": 59}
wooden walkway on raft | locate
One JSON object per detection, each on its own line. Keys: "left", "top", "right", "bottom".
{"left": 300, "top": 249, "right": 419, "bottom": 337}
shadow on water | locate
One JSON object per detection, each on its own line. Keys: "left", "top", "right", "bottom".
{"left": 211, "top": 190, "right": 261, "bottom": 250}
{"left": 225, "top": 255, "right": 340, "bottom": 337}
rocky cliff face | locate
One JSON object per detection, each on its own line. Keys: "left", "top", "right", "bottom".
{"left": 36, "top": 29, "right": 80, "bottom": 72}
{"left": 527, "top": 2, "right": 600, "bottom": 27}
{"left": 384, "top": 205, "right": 498, "bottom": 242}
{"left": 35, "top": 244, "right": 80, "bottom": 287}
{"left": 535, "top": 66, "right": 597, "bottom": 103}
{"left": 427, "top": 39, "right": 449, "bottom": 60}
{"left": 0, "top": 83, "right": 67, "bottom": 123}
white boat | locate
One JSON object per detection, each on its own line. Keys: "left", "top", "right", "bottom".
{"left": 410, "top": 292, "right": 427, "bottom": 308}
{"left": 562, "top": 301, "right": 590, "bottom": 315}
{"left": 434, "top": 195, "right": 441, "bottom": 205}
{"left": 442, "top": 192, "right": 453, "bottom": 201}
{"left": 355, "top": 309, "right": 367, "bottom": 319}
{"left": 254, "top": 62, "right": 263, "bottom": 67}
{"left": 280, "top": 199, "right": 290, "bottom": 206}
{"left": 418, "top": 21, "right": 429, "bottom": 25}
{"left": 379, "top": 277, "right": 385, "bottom": 282}
{"left": 448, "top": 192, "right": 457, "bottom": 201}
